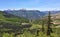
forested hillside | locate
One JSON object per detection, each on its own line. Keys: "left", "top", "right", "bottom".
{"left": 0, "top": 11, "right": 60, "bottom": 37}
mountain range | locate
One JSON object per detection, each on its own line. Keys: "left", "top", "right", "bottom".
{"left": 3, "top": 9, "right": 60, "bottom": 19}
{"left": 4, "top": 9, "right": 46, "bottom": 19}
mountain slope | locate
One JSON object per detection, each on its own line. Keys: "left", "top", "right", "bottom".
{"left": 0, "top": 11, "right": 29, "bottom": 25}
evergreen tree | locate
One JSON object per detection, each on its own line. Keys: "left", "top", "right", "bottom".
{"left": 42, "top": 16, "right": 44, "bottom": 32}
{"left": 47, "top": 11, "right": 53, "bottom": 36}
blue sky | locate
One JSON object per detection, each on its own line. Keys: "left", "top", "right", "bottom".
{"left": 0, "top": 0, "right": 60, "bottom": 11}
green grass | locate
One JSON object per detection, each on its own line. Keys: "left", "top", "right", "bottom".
{"left": 2, "top": 30, "right": 60, "bottom": 37}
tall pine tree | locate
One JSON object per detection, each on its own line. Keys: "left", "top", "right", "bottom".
{"left": 47, "top": 11, "right": 53, "bottom": 36}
